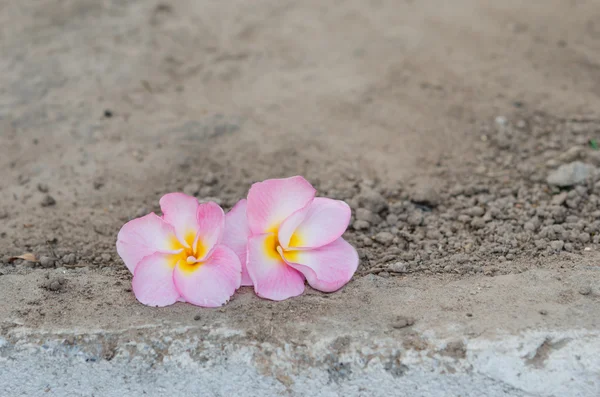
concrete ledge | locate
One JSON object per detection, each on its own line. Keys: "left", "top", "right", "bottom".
{"left": 2, "top": 326, "right": 598, "bottom": 396}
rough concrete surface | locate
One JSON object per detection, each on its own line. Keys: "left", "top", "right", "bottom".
{"left": 1, "top": 0, "right": 600, "bottom": 396}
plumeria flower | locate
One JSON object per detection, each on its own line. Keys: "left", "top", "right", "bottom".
{"left": 116, "top": 193, "right": 241, "bottom": 307}
{"left": 224, "top": 176, "right": 359, "bottom": 301}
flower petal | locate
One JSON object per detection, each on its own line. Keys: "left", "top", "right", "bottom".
{"left": 279, "top": 197, "right": 351, "bottom": 250}
{"left": 222, "top": 199, "right": 252, "bottom": 286}
{"left": 131, "top": 252, "right": 180, "bottom": 307}
{"left": 247, "top": 176, "right": 316, "bottom": 235}
{"left": 173, "top": 245, "right": 241, "bottom": 307}
{"left": 246, "top": 233, "right": 305, "bottom": 301}
{"left": 116, "top": 213, "right": 180, "bottom": 273}
{"left": 194, "top": 201, "right": 225, "bottom": 260}
{"left": 159, "top": 193, "right": 200, "bottom": 248}
{"left": 282, "top": 238, "right": 358, "bottom": 293}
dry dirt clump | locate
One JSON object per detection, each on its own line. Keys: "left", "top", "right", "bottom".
{"left": 314, "top": 113, "right": 600, "bottom": 277}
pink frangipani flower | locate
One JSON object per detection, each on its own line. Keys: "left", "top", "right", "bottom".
{"left": 226, "top": 176, "right": 359, "bottom": 301}
{"left": 116, "top": 193, "right": 241, "bottom": 307}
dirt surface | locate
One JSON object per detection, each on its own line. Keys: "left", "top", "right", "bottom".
{"left": 2, "top": 0, "right": 600, "bottom": 345}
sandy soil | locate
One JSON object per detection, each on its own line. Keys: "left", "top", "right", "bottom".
{"left": 1, "top": 0, "right": 600, "bottom": 349}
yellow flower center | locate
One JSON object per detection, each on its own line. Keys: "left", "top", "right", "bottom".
{"left": 264, "top": 229, "right": 300, "bottom": 263}
{"left": 169, "top": 231, "right": 207, "bottom": 273}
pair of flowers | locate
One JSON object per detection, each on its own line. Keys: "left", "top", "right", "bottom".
{"left": 116, "top": 176, "right": 359, "bottom": 307}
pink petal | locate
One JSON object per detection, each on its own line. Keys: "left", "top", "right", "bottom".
{"left": 116, "top": 213, "right": 180, "bottom": 273}
{"left": 194, "top": 201, "right": 225, "bottom": 260}
{"left": 247, "top": 176, "right": 316, "bottom": 235}
{"left": 246, "top": 233, "right": 305, "bottom": 301}
{"left": 131, "top": 252, "right": 180, "bottom": 307}
{"left": 222, "top": 199, "right": 252, "bottom": 286}
{"left": 173, "top": 245, "right": 241, "bottom": 307}
{"left": 279, "top": 197, "right": 351, "bottom": 250}
{"left": 282, "top": 238, "right": 358, "bottom": 293}
{"left": 159, "top": 193, "right": 200, "bottom": 248}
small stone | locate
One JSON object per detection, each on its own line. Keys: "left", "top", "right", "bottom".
{"left": 203, "top": 172, "right": 218, "bottom": 185}
{"left": 387, "top": 262, "right": 407, "bottom": 273}
{"left": 374, "top": 232, "right": 394, "bottom": 245}
{"left": 356, "top": 208, "right": 381, "bottom": 224}
{"left": 458, "top": 214, "right": 471, "bottom": 223}
{"left": 391, "top": 316, "right": 415, "bottom": 329}
{"left": 466, "top": 313, "right": 473, "bottom": 317}
{"left": 62, "top": 253, "right": 75, "bottom": 265}
{"left": 40, "top": 256, "right": 55, "bottom": 268}
{"left": 194, "top": 314, "right": 201, "bottom": 321}
{"left": 183, "top": 183, "right": 200, "bottom": 196}
{"left": 546, "top": 161, "right": 597, "bottom": 187}
{"left": 409, "top": 179, "right": 440, "bottom": 207}
{"left": 49, "top": 280, "right": 62, "bottom": 291}
{"left": 539, "top": 309, "right": 548, "bottom": 315}
{"left": 353, "top": 220, "right": 370, "bottom": 230}
{"left": 355, "top": 189, "right": 388, "bottom": 213}
{"left": 523, "top": 222, "right": 536, "bottom": 232}
{"left": 579, "top": 233, "right": 590, "bottom": 243}
{"left": 558, "top": 146, "right": 582, "bottom": 163}
{"left": 386, "top": 214, "right": 398, "bottom": 225}
{"left": 426, "top": 229, "right": 442, "bottom": 240}
{"left": 564, "top": 243, "right": 574, "bottom": 252}
{"left": 362, "top": 236, "right": 373, "bottom": 246}
{"left": 495, "top": 116, "right": 507, "bottom": 126}
{"left": 471, "top": 218, "right": 486, "bottom": 229}
{"left": 41, "top": 195, "right": 56, "bottom": 207}
{"left": 37, "top": 183, "right": 49, "bottom": 193}
{"left": 578, "top": 286, "right": 592, "bottom": 295}
{"left": 101, "top": 253, "right": 111, "bottom": 262}
{"left": 407, "top": 211, "right": 423, "bottom": 226}
{"left": 550, "top": 240, "right": 564, "bottom": 251}
{"left": 466, "top": 206, "right": 485, "bottom": 217}
{"left": 379, "top": 271, "right": 390, "bottom": 278}
{"left": 551, "top": 192, "right": 568, "bottom": 205}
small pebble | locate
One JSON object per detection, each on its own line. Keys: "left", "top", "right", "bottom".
{"left": 407, "top": 211, "right": 423, "bottom": 226}
{"left": 353, "top": 220, "right": 370, "bottom": 230}
{"left": 356, "top": 189, "right": 388, "bottom": 213}
{"left": 374, "top": 231, "right": 394, "bottom": 245}
{"left": 391, "top": 316, "right": 415, "bottom": 329}
{"left": 41, "top": 195, "right": 56, "bottom": 207}
{"left": 539, "top": 309, "right": 548, "bottom": 315}
{"left": 409, "top": 180, "right": 440, "bottom": 207}
{"left": 495, "top": 116, "right": 507, "bottom": 126}
{"left": 37, "top": 183, "right": 49, "bottom": 193}
{"left": 40, "top": 256, "right": 55, "bottom": 268}
{"left": 549, "top": 240, "right": 564, "bottom": 251}
{"left": 466, "top": 206, "right": 485, "bottom": 217}
{"left": 578, "top": 286, "right": 592, "bottom": 295}
{"left": 62, "top": 253, "right": 76, "bottom": 265}
{"left": 386, "top": 213, "right": 398, "bottom": 225}
{"left": 356, "top": 208, "right": 380, "bottom": 224}
{"left": 203, "top": 173, "right": 218, "bottom": 185}
{"left": 387, "top": 262, "right": 407, "bottom": 273}
{"left": 194, "top": 314, "right": 201, "bottom": 321}
{"left": 101, "top": 253, "right": 111, "bottom": 262}
{"left": 471, "top": 218, "right": 486, "bottom": 229}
